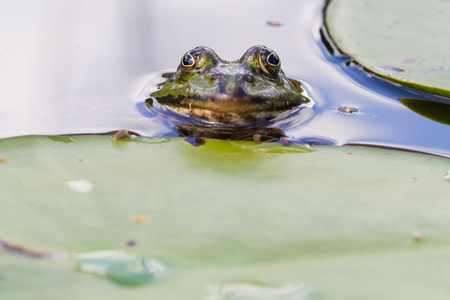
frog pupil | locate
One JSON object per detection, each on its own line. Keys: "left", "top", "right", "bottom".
{"left": 182, "top": 53, "right": 194, "bottom": 67}
{"left": 267, "top": 52, "right": 279, "bottom": 66}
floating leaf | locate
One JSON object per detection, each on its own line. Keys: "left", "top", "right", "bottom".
{"left": 326, "top": 0, "right": 450, "bottom": 97}
{"left": 0, "top": 136, "right": 450, "bottom": 299}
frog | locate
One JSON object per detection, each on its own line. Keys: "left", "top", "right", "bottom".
{"left": 147, "top": 45, "right": 308, "bottom": 124}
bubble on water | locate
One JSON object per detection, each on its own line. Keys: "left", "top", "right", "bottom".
{"left": 75, "top": 250, "right": 166, "bottom": 286}
{"left": 205, "top": 282, "right": 319, "bottom": 300}
{"left": 65, "top": 179, "right": 93, "bottom": 193}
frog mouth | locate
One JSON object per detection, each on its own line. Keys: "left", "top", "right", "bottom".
{"left": 149, "top": 94, "right": 303, "bottom": 123}
{"left": 168, "top": 105, "right": 294, "bottom": 123}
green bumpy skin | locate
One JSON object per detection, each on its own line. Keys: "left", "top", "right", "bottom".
{"left": 150, "top": 45, "right": 308, "bottom": 124}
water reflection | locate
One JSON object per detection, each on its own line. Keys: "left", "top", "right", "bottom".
{"left": 175, "top": 125, "right": 287, "bottom": 142}
{"left": 0, "top": 0, "right": 449, "bottom": 157}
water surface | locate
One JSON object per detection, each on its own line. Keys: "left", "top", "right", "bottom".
{"left": 0, "top": 0, "right": 448, "bottom": 156}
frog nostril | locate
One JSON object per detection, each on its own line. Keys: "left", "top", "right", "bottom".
{"left": 242, "top": 73, "right": 255, "bottom": 83}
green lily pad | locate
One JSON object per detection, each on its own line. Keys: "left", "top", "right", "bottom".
{"left": 1, "top": 136, "right": 450, "bottom": 299}
{"left": 326, "top": 0, "right": 450, "bottom": 97}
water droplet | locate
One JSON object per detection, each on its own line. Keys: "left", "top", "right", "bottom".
{"left": 65, "top": 180, "right": 93, "bottom": 193}
{"left": 205, "top": 282, "right": 318, "bottom": 300}
{"left": 412, "top": 230, "right": 425, "bottom": 243}
{"left": 444, "top": 170, "right": 450, "bottom": 182}
{"left": 75, "top": 250, "right": 166, "bottom": 286}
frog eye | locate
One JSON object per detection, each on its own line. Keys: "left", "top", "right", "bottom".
{"left": 258, "top": 48, "right": 281, "bottom": 78}
{"left": 182, "top": 53, "right": 195, "bottom": 68}
{"left": 180, "top": 49, "right": 201, "bottom": 72}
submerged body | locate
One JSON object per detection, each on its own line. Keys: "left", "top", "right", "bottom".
{"left": 149, "top": 45, "right": 307, "bottom": 124}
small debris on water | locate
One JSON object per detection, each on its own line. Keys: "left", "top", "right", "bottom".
{"left": 0, "top": 237, "right": 69, "bottom": 260}
{"left": 253, "top": 134, "right": 261, "bottom": 143}
{"left": 444, "top": 170, "right": 450, "bottom": 182}
{"left": 131, "top": 215, "right": 150, "bottom": 223}
{"left": 65, "top": 180, "right": 93, "bottom": 193}
{"left": 337, "top": 107, "right": 359, "bottom": 114}
{"left": 266, "top": 21, "right": 282, "bottom": 27}
{"left": 0, "top": 157, "right": 7, "bottom": 164}
{"left": 113, "top": 129, "right": 130, "bottom": 141}
{"left": 412, "top": 230, "right": 425, "bottom": 243}
{"left": 126, "top": 240, "right": 138, "bottom": 247}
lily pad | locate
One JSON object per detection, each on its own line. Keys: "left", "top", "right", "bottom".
{"left": 326, "top": 0, "right": 450, "bottom": 97}
{"left": 1, "top": 136, "right": 450, "bottom": 299}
